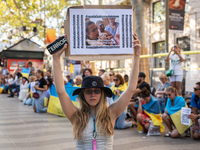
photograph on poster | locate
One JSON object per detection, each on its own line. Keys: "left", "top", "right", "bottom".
{"left": 69, "top": 9, "right": 133, "bottom": 55}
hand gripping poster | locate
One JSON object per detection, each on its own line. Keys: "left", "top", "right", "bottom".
{"left": 69, "top": 8, "right": 133, "bottom": 55}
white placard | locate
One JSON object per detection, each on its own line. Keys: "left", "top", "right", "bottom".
{"left": 181, "top": 107, "right": 191, "bottom": 126}
{"left": 30, "top": 82, "right": 36, "bottom": 93}
{"left": 69, "top": 9, "right": 133, "bottom": 55}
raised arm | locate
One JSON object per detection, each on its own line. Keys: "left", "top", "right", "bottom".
{"left": 165, "top": 47, "right": 173, "bottom": 61}
{"left": 52, "top": 40, "right": 77, "bottom": 124}
{"left": 109, "top": 33, "right": 140, "bottom": 120}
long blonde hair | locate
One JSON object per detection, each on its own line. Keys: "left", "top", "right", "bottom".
{"left": 166, "top": 86, "right": 178, "bottom": 96}
{"left": 73, "top": 90, "right": 114, "bottom": 140}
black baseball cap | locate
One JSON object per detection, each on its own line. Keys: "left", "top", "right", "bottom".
{"left": 138, "top": 72, "right": 146, "bottom": 78}
{"left": 72, "top": 76, "right": 112, "bottom": 97}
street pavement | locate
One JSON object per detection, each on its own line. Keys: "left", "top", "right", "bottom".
{"left": 0, "top": 94, "right": 199, "bottom": 150}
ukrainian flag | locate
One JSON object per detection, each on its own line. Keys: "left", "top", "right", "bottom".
{"left": 21, "top": 68, "right": 30, "bottom": 78}
{"left": 165, "top": 96, "right": 192, "bottom": 135}
{"left": 138, "top": 95, "right": 165, "bottom": 133}
{"left": 47, "top": 84, "right": 80, "bottom": 117}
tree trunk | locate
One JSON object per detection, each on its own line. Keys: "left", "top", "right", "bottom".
{"left": 130, "top": 0, "right": 150, "bottom": 84}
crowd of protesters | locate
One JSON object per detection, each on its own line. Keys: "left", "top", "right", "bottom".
{"left": 0, "top": 43, "right": 200, "bottom": 141}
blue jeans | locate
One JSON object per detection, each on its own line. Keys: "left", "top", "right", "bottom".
{"left": 32, "top": 91, "right": 47, "bottom": 113}
{"left": 114, "top": 110, "right": 132, "bottom": 129}
{"left": 8, "top": 84, "right": 20, "bottom": 96}
{"left": 23, "top": 97, "right": 32, "bottom": 105}
{"left": 157, "top": 98, "right": 165, "bottom": 113}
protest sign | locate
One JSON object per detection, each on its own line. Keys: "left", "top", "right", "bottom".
{"left": 64, "top": 5, "right": 135, "bottom": 60}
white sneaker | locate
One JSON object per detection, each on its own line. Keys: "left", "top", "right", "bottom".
{"left": 139, "top": 130, "right": 144, "bottom": 134}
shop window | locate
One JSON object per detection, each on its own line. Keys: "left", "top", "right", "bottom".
{"left": 155, "top": 41, "right": 165, "bottom": 68}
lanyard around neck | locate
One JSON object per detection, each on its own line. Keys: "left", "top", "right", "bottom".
{"left": 81, "top": 93, "right": 96, "bottom": 138}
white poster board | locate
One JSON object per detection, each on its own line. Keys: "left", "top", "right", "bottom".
{"left": 69, "top": 9, "right": 133, "bottom": 55}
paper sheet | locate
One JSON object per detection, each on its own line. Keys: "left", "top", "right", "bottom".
{"left": 181, "top": 107, "right": 191, "bottom": 125}
{"left": 30, "top": 82, "right": 36, "bottom": 93}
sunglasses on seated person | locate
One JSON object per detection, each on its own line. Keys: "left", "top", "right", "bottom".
{"left": 84, "top": 89, "right": 101, "bottom": 95}
{"left": 194, "top": 87, "right": 200, "bottom": 91}
{"left": 113, "top": 79, "right": 119, "bottom": 82}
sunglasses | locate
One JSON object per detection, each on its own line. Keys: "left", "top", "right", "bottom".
{"left": 109, "top": 74, "right": 113, "bottom": 76}
{"left": 113, "top": 79, "right": 119, "bottom": 82}
{"left": 84, "top": 89, "right": 101, "bottom": 95}
{"left": 194, "top": 88, "right": 200, "bottom": 91}
{"left": 159, "top": 78, "right": 164, "bottom": 80}
{"left": 167, "top": 94, "right": 171, "bottom": 96}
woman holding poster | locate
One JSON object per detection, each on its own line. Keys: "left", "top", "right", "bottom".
{"left": 52, "top": 34, "right": 141, "bottom": 149}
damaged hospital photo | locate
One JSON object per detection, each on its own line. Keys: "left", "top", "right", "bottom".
{"left": 85, "top": 17, "right": 120, "bottom": 46}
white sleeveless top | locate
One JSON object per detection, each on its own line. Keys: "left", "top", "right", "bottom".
{"left": 75, "top": 117, "right": 113, "bottom": 150}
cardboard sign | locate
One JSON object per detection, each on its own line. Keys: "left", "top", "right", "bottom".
{"left": 64, "top": 5, "right": 135, "bottom": 60}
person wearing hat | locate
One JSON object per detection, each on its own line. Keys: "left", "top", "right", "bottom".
{"left": 52, "top": 33, "right": 141, "bottom": 149}
{"left": 128, "top": 72, "right": 151, "bottom": 121}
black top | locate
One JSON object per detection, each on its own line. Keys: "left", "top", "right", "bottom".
{"left": 37, "top": 78, "right": 47, "bottom": 88}
{"left": 138, "top": 81, "right": 150, "bottom": 91}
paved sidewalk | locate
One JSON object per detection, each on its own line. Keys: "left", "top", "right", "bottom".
{"left": 0, "top": 94, "right": 199, "bottom": 150}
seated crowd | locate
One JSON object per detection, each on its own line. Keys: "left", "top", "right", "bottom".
{"left": 1, "top": 61, "right": 200, "bottom": 140}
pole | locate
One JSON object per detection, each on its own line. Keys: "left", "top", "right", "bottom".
{"left": 130, "top": 0, "right": 146, "bottom": 47}
{"left": 99, "top": 0, "right": 102, "bottom": 5}
{"left": 44, "top": 0, "right": 46, "bottom": 45}
{"left": 165, "top": 0, "right": 169, "bottom": 70}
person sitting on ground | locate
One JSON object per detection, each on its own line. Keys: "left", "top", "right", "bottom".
{"left": 137, "top": 87, "right": 165, "bottom": 134}
{"left": 0, "top": 77, "right": 6, "bottom": 94}
{"left": 110, "top": 74, "right": 127, "bottom": 102}
{"left": 32, "top": 70, "right": 48, "bottom": 113}
{"left": 98, "top": 69, "right": 106, "bottom": 77}
{"left": 109, "top": 70, "right": 115, "bottom": 84}
{"left": 162, "top": 86, "right": 191, "bottom": 138}
{"left": 23, "top": 76, "right": 36, "bottom": 105}
{"left": 187, "top": 82, "right": 200, "bottom": 140}
{"left": 101, "top": 72, "right": 114, "bottom": 106}
{"left": 155, "top": 73, "right": 171, "bottom": 113}
{"left": 7, "top": 72, "right": 22, "bottom": 97}
{"left": 82, "top": 68, "right": 92, "bottom": 78}
{"left": 66, "top": 74, "right": 74, "bottom": 86}
{"left": 63, "top": 76, "right": 72, "bottom": 86}
{"left": 18, "top": 77, "right": 29, "bottom": 102}
{"left": 128, "top": 72, "right": 151, "bottom": 121}
{"left": 74, "top": 75, "right": 82, "bottom": 87}
{"left": 110, "top": 74, "right": 135, "bottom": 129}
{"left": 52, "top": 33, "right": 141, "bottom": 149}
{"left": 101, "top": 72, "right": 114, "bottom": 88}
{"left": 124, "top": 74, "right": 129, "bottom": 86}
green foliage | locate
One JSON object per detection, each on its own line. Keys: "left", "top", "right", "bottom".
{"left": 0, "top": 0, "right": 82, "bottom": 44}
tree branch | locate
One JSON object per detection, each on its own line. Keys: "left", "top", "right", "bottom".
{"left": 3, "top": 0, "right": 15, "bottom": 15}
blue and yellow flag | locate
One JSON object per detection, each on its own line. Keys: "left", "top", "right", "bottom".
{"left": 47, "top": 84, "right": 80, "bottom": 117}
{"left": 21, "top": 68, "right": 30, "bottom": 78}
{"left": 165, "top": 96, "right": 192, "bottom": 134}
{"left": 138, "top": 95, "right": 165, "bottom": 133}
